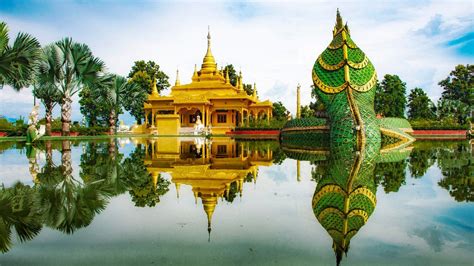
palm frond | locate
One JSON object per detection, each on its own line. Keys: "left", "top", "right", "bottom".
{"left": 0, "top": 22, "right": 9, "bottom": 54}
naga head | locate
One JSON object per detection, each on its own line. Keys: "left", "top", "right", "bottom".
{"left": 312, "top": 9, "right": 378, "bottom": 107}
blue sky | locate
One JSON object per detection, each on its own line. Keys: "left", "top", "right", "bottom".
{"left": 0, "top": 0, "right": 473, "bottom": 123}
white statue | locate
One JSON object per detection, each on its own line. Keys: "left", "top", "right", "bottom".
{"left": 26, "top": 105, "right": 44, "bottom": 143}
{"left": 117, "top": 120, "right": 130, "bottom": 132}
{"left": 194, "top": 115, "right": 205, "bottom": 135}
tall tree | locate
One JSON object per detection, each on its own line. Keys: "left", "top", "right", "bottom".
{"left": 438, "top": 64, "right": 473, "bottom": 123}
{"left": 125, "top": 60, "right": 169, "bottom": 124}
{"left": 272, "top": 101, "right": 289, "bottom": 120}
{"left": 79, "top": 86, "right": 107, "bottom": 127}
{"left": 375, "top": 75, "right": 407, "bottom": 118}
{"left": 300, "top": 105, "right": 315, "bottom": 118}
{"left": 437, "top": 98, "right": 469, "bottom": 124}
{"left": 32, "top": 84, "right": 62, "bottom": 135}
{"left": 0, "top": 22, "right": 41, "bottom": 90}
{"left": 407, "top": 87, "right": 436, "bottom": 120}
{"left": 37, "top": 39, "right": 105, "bottom": 135}
{"left": 96, "top": 74, "right": 138, "bottom": 134}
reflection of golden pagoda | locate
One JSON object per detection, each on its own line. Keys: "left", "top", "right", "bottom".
{"left": 140, "top": 137, "right": 273, "bottom": 238}
{"left": 140, "top": 29, "right": 273, "bottom": 135}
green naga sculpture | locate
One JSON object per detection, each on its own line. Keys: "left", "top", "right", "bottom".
{"left": 312, "top": 9, "right": 380, "bottom": 149}
{"left": 279, "top": 10, "right": 417, "bottom": 265}
{"left": 281, "top": 10, "right": 414, "bottom": 149}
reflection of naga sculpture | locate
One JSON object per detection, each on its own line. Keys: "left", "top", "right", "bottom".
{"left": 312, "top": 142, "right": 378, "bottom": 265}
{"left": 194, "top": 115, "right": 205, "bottom": 135}
{"left": 26, "top": 105, "right": 45, "bottom": 144}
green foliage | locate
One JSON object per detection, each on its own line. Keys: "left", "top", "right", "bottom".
{"left": 123, "top": 146, "right": 170, "bottom": 207}
{"left": 437, "top": 142, "right": 473, "bottom": 202}
{"left": 0, "top": 182, "right": 43, "bottom": 253}
{"left": 37, "top": 38, "right": 105, "bottom": 135}
{"left": 408, "top": 143, "right": 437, "bottom": 178}
{"left": 0, "top": 118, "right": 27, "bottom": 136}
{"left": 300, "top": 105, "right": 315, "bottom": 118}
{"left": 374, "top": 159, "right": 407, "bottom": 193}
{"left": 0, "top": 22, "right": 41, "bottom": 90}
{"left": 375, "top": 74, "right": 407, "bottom": 118}
{"left": 73, "top": 125, "right": 107, "bottom": 136}
{"left": 125, "top": 60, "right": 170, "bottom": 124}
{"left": 272, "top": 101, "right": 289, "bottom": 120}
{"left": 409, "top": 118, "right": 468, "bottom": 130}
{"left": 407, "top": 88, "right": 436, "bottom": 120}
{"left": 434, "top": 64, "right": 473, "bottom": 124}
{"left": 238, "top": 118, "right": 287, "bottom": 129}
{"left": 439, "top": 64, "right": 473, "bottom": 108}
{"left": 437, "top": 98, "right": 470, "bottom": 125}
{"left": 79, "top": 86, "right": 108, "bottom": 127}
{"left": 0, "top": 118, "right": 13, "bottom": 131}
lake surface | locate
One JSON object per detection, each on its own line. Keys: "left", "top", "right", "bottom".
{"left": 0, "top": 137, "right": 472, "bottom": 266}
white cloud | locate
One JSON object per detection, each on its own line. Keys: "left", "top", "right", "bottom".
{"left": 0, "top": 0, "right": 472, "bottom": 121}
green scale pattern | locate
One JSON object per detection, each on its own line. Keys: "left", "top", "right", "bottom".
{"left": 312, "top": 141, "right": 379, "bottom": 264}
{"left": 312, "top": 17, "right": 381, "bottom": 150}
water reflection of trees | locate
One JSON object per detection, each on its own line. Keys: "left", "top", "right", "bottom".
{"left": 407, "top": 141, "right": 473, "bottom": 202}
{"left": 0, "top": 140, "right": 171, "bottom": 253}
{"left": 310, "top": 141, "right": 473, "bottom": 201}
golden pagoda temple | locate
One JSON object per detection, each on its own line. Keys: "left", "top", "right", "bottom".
{"left": 142, "top": 29, "right": 273, "bottom": 135}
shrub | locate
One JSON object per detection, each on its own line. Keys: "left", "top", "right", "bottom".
{"left": 409, "top": 119, "right": 469, "bottom": 130}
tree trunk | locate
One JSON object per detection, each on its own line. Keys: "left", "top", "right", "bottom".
{"left": 46, "top": 140, "right": 53, "bottom": 164}
{"left": 108, "top": 138, "right": 116, "bottom": 159}
{"left": 61, "top": 140, "right": 72, "bottom": 180}
{"left": 45, "top": 102, "right": 53, "bottom": 136}
{"left": 109, "top": 109, "right": 116, "bottom": 135}
{"left": 61, "top": 95, "right": 72, "bottom": 136}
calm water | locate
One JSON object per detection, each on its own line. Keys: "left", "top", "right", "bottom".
{"left": 0, "top": 138, "right": 472, "bottom": 266}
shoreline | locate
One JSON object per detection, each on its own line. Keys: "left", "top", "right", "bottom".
{"left": 0, "top": 129, "right": 469, "bottom": 142}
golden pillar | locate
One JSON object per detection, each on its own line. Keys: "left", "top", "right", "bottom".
{"left": 297, "top": 160, "right": 301, "bottom": 182}
{"left": 296, "top": 83, "right": 301, "bottom": 119}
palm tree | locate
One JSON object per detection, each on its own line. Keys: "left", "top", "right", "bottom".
{"left": 37, "top": 38, "right": 105, "bottom": 136}
{"left": 32, "top": 83, "right": 62, "bottom": 136}
{"left": 0, "top": 183, "right": 43, "bottom": 253}
{"left": 35, "top": 140, "right": 110, "bottom": 234}
{"left": 0, "top": 22, "right": 41, "bottom": 90}
{"left": 95, "top": 74, "right": 137, "bottom": 134}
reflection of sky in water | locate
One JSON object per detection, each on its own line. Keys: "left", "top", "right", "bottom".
{"left": 0, "top": 139, "right": 472, "bottom": 265}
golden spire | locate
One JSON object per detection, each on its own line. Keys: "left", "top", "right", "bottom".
{"left": 296, "top": 83, "right": 301, "bottom": 118}
{"left": 192, "top": 64, "right": 198, "bottom": 81}
{"left": 151, "top": 79, "right": 159, "bottom": 96}
{"left": 201, "top": 26, "right": 217, "bottom": 74}
{"left": 253, "top": 83, "right": 257, "bottom": 99}
{"left": 175, "top": 69, "right": 180, "bottom": 86}
{"left": 238, "top": 71, "right": 243, "bottom": 90}
{"left": 152, "top": 172, "right": 159, "bottom": 189}
{"left": 333, "top": 9, "right": 348, "bottom": 36}
{"left": 175, "top": 182, "right": 181, "bottom": 198}
{"left": 201, "top": 195, "right": 217, "bottom": 242}
{"left": 225, "top": 68, "right": 230, "bottom": 84}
